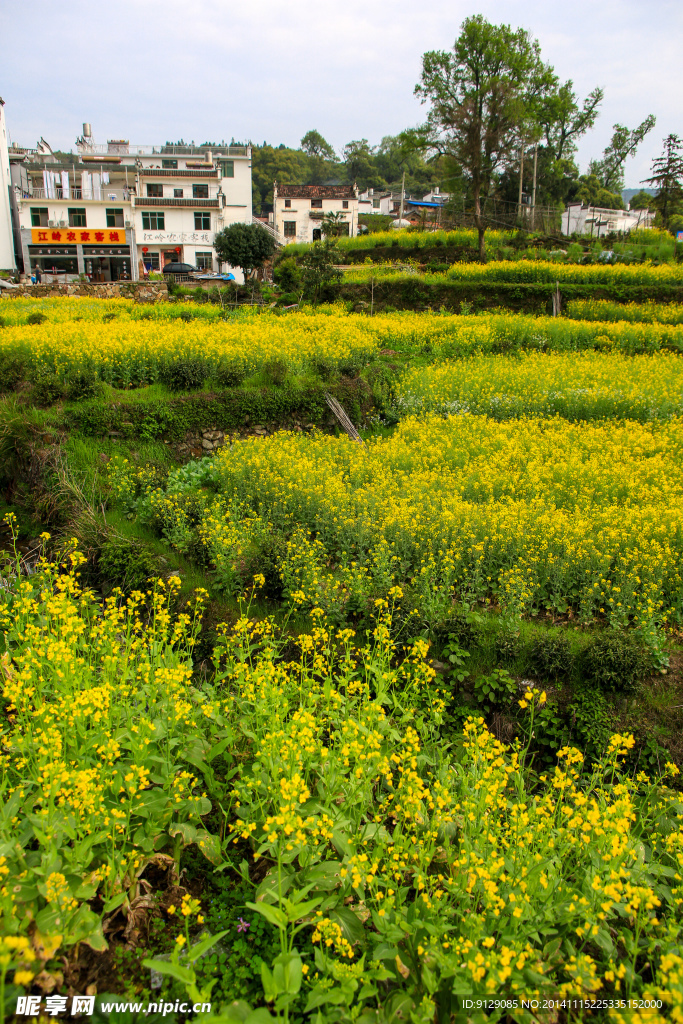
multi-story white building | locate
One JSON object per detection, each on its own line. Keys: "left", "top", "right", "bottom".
{"left": 272, "top": 184, "right": 358, "bottom": 243}
{"left": 0, "top": 100, "right": 17, "bottom": 271}
{"left": 10, "top": 123, "right": 252, "bottom": 281}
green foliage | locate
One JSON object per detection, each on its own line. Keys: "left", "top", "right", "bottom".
{"left": 32, "top": 366, "right": 65, "bottom": 405}
{"left": 161, "top": 357, "right": 211, "bottom": 392}
{"left": 66, "top": 369, "right": 102, "bottom": 401}
{"left": 26, "top": 311, "right": 47, "bottom": 325}
{"left": 216, "top": 359, "right": 248, "bottom": 388}
{"left": 0, "top": 351, "right": 28, "bottom": 392}
{"left": 300, "top": 241, "right": 342, "bottom": 302}
{"left": 569, "top": 687, "right": 613, "bottom": 756}
{"left": 493, "top": 624, "right": 522, "bottom": 664}
{"left": 581, "top": 630, "right": 652, "bottom": 693}
{"left": 273, "top": 257, "right": 303, "bottom": 294}
{"left": 213, "top": 223, "right": 276, "bottom": 280}
{"left": 527, "top": 630, "right": 572, "bottom": 681}
{"left": 98, "top": 537, "right": 159, "bottom": 593}
{"left": 474, "top": 667, "right": 517, "bottom": 712}
{"left": 262, "top": 358, "right": 289, "bottom": 386}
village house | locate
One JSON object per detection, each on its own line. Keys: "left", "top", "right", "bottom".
{"left": 272, "top": 183, "right": 359, "bottom": 243}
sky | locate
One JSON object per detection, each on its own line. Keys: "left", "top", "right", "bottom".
{"left": 1, "top": 0, "right": 680, "bottom": 188}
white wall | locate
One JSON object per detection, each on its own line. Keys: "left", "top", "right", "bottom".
{"left": 0, "top": 103, "right": 16, "bottom": 271}
{"left": 274, "top": 195, "right": 358, "bottom": 243}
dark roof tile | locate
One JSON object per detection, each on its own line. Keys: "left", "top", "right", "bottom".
{"left": 276, "top": 184, "right": 356, "bottom": 200}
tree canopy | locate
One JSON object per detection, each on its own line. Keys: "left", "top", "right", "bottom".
{"left": 213, "top": 223, "right": 275, "bottom": 281}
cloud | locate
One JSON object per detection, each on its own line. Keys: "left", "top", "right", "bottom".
{"left": 2, "top": 0, "right": 679, "bottom": 184}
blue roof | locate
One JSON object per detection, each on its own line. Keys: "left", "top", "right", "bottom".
{"left": 407, "top": 200, "right": 443, "bottom": 208}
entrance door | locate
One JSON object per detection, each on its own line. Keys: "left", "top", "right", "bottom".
{"left": 312, "top": 229, "right": 321, "bottom": 241}
{"left": 163, "top": 249, "right": 180, "bottom": 267}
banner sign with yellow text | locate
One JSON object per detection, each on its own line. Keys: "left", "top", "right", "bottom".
{"left": 31, "top": 228, "right": 126, "bottom": 244}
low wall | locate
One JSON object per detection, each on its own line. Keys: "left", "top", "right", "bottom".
{"left": 0, "top": 281, "right": 168, "bottom": 302}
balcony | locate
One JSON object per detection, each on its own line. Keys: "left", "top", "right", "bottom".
{"left": 139, "top": 168, "right": 218, "bottom": 178}
{"left": 22, "top": 187, "right": 133, "bottom": 202}
{"left": 135, "top": 196, "right": 220, "bottom": 209}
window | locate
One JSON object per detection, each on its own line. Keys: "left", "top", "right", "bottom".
{"left": 142, "top": 211, "right": 165, "bottom": 230}
{"left": 342, "top": 200, "right": 349, "bottom": 209}
{"left": 142, "top": 251, "right": 160, "bottom": 270}
{"left": 173, "top": 188, "right": 183, "bottom": 198}
{"left": 195, "top": 252, "right": 213, "bottom": 270}
{"left": 192, "top": 183, "right": 209, "bottom": 199}
{"left": 31, "top": 208, "right": 48, "bottom": 227}
{"left": 283, "top": 221, "right": 296, "bottom": 237}
{"left": 146, "top": 183, "right": 163, "bottom": 198}
{"left": 312, "top": 228, "right": 321, "bottom": 241}
{"left": 220, "top": 160, "right": 234, "bottom": 178}
{"left": 284, "top": 199, "right": 291, "bottom": 209}
{"left": 162, "top": 159, "right": 178, "bottom": 169}
{"left": 311, "top": 199, "right": 323, "bottom": 208}
{"left": 106, "top": 208, "right": 124, "bottom": 228}
{"left": 194, "top": 212, "right": 211, "bottom": 230}
{"left": 372, "top": 198, "right": 380, "bottom": 209}
{"left": 68, "top": 208, "right": 87, "bottom": 227}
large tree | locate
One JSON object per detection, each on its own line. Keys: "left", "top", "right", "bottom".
{"left": 642, "top": 134, "right": 683, "bottom": 229}
{"left": 407, "top": 15, "right": 557, "bottom": 260}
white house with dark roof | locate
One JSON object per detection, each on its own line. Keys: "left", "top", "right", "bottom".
{"left": 272, "top": 183, "right": 358, "bottom": 243}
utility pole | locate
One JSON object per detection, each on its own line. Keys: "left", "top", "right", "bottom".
{"left": 531, "top": 143, "right": 538, "bottom": 231}
{"left": 517, "top": 141, "right": 525, "bottom": 221}
{"left": 398, "top": 170, "right": 405, "bottom": 225}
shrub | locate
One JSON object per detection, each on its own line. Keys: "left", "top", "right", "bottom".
{"left": 216, "top": 360, "right": 247, "bottom": 388}
{"left": 273, "top": 257, "right": 302, "bottom": 293}
{"left": 494, "top": 625, "right": 522, "bottom": 664}
{"left": 262, "top": 358, "right": 288, "bottom": 386}
{"left": 66, "top": 369, "right": 102, "bottom": 401}
{"left": 161, "top": 357, "right": 210, "bottom": 392}
{"left": 27, "top": 311, "right": 47, "bottom": 325}
{"left": 32, "top": 367, "right": 65, "bottom": 405}
{"left": 527, "top": 630, "right": 573, "bottom": 681}
{"left": 311, "top": 356, "right": 335, "bottom": 380}
{"left": 581, "top": 630, "right": 652, "bottom": 692}
{"left": 98, "top": 538, "right": 159, "bottom": 593}
{"left": 0, "top": 351, "right": 28, "bottom": 392}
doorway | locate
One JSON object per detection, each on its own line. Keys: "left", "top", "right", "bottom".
{"left": 163, "top": 249, "right": 180, "bottom": 266}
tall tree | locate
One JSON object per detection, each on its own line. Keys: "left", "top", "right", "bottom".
{"left": 342, "top": 139, "right": 385, "bottom": 190}
{"left": 591, "top": 116, "right": 656, "bottom": 193}
{"left": 642, "top": 134, "right": 683, "bottom": 228}
{"left": 407, "top": 15, "right": 557, "bottom": 260}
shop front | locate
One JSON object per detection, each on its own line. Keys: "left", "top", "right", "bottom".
{"left": 82, "top": 245, "right": 132, "bottom": 282}
{"left": 140, "top": 246, "right": 183, "bottom": 275}
{"left": 27, "top": 245, "right": 78, "bottom": 280}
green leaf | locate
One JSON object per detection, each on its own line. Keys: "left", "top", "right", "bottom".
{"left": 305, "top": 985, "right": 351, "bottom": 1011}
{"left": 195, "top": 830, "right": 222, "bottom": 866}
{"left": 142, "top": 958, "right": 194, "bottom": 985}
{"left": 188, "top": 929, "right": 229, "bottom": 963}
{"left": 331, "top": 906, "right": 365, "bottom": 945}
{"left": 169, "top": 822, "right": 197, "bottom": 845}
{"left": 245, "top": 900, "right": 287, "bottom": 930}
{"left": 102, "top": 891, "right": 128, "bottom": 914}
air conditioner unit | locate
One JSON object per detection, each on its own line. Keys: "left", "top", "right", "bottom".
{"left": 48, "top": 220, "right": 56, "bottom": 227}
{"left": 124, "top": 220, "right": 131, "bottom": 228}
{"left": 59, "top": 220, "right": 67, "bottom": 228}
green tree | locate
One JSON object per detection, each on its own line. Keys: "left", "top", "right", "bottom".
{"left": 321, "top": 211, "right": 346, "bottom": 238}
{"left": 628, "top": 189, "right": 656, "bottom": 210}
{"left": 251, "top": 143, "right": 309, "bottom": 211}
{"left": 407, "top": 15, "right": 557, "bottom": 260}
{"left": 539, "top": 83, "right": 603, "bottom": 164}
{"left": 342, "top": 139, "right": 385, "bottom": 190}
{"left": 591, "top": 117, "right": 656, "bottom": 193}
{"left": 642, "top": 135, "right": 683, "bottom": 229}
{"left": 300, "top": 241, "right": 342, "bottom": 302}
{"left": 571, "top": 173, "right": 624, "bottom": 210}
{"left": 213, "top": 223, "right": 275, "bottom": 282}
{"left": 300, "top": 130, "right": 336, "bottom": 160}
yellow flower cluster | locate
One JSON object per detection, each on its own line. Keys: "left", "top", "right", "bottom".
{"left": 344, "top": 258, "right": 683, "bottom": 286}
{"left": 396, "top": 350, "right": 683, "bottom": 421}
{"left": 203, "top": 414, "right": 683, "bottom": 628}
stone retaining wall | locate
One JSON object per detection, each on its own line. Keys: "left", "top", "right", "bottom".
{"left": 0, "top": 281, "right": 168, "bottom": 303}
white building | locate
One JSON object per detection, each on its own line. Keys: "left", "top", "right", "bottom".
{"left": 561, "top": 203, "right": 655, "bottom": 237}
{"left": 11, "top": 123, "right": 252, "bottom": 281}
{"left": 0, "top": 100, "right": 16, "bottom": 271}
{"left": 272, "top": 183, "right": 358, "bottom": 243}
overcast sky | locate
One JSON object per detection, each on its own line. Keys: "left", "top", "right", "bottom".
{"left": 2, "top": 0, "right": 680, "bottom": 187}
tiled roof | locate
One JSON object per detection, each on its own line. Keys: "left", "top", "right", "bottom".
{"left": 276, "top": 184, "right": 356, "bottom": 199}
